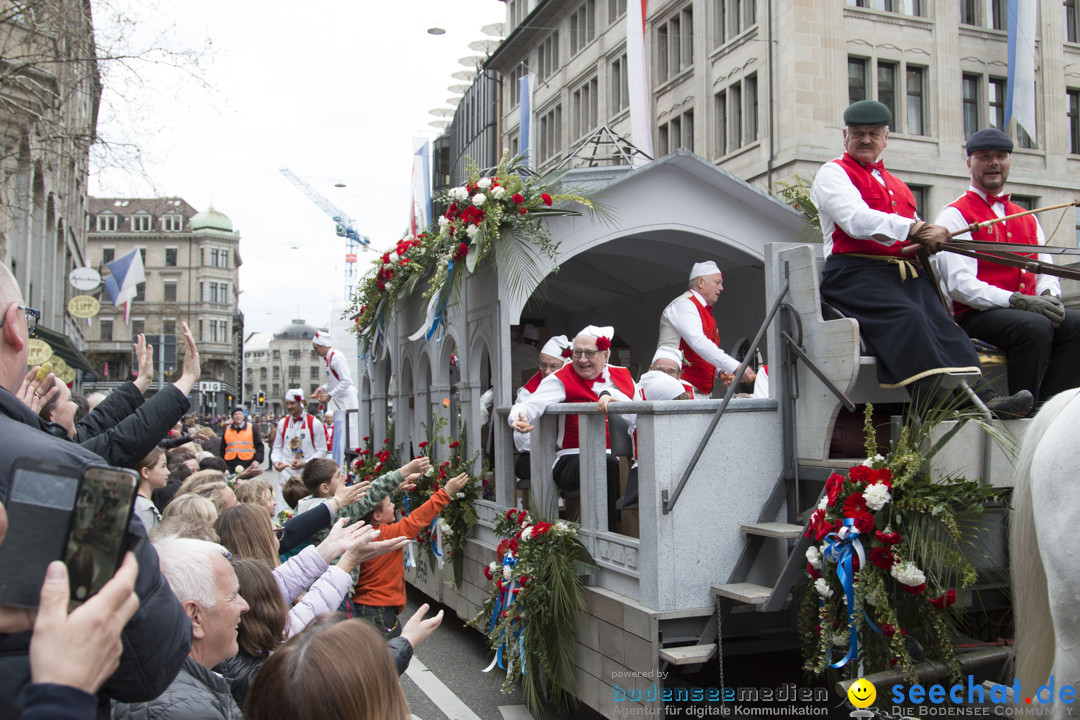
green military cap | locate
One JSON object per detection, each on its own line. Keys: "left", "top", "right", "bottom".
{"left": 843, "top": 100, "right": 892, "bottom": 126}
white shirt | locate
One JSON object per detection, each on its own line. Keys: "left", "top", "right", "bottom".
{"left": 933, "top": 186, "right": 1059, "bottom": 310}
{"left": 658, "top": 290, "right": 740, "bottom": 375}
{"left": 810, "top": 158, "right": 917, "bottom": 258}
{"left": 319, "top": 349, "right": 358, "bottom": 411}
{"left": 271, "top": 412, "right": 328, "bottom": 481}
{"left": 508, "top": 366, "right": 637, "bottom": 459}
{"left": 512, "top": 384, "right": 532, "bottom": 453}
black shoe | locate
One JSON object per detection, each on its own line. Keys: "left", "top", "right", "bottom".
{"left": 984, "top": 389, "right": 1034, "bottom": 418}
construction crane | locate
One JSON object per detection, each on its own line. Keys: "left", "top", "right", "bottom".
{"left": 280, "top": 168, "right": 372, "bottom": 299}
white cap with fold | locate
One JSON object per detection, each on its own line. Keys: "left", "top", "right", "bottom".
{"left": 578, "top": 325, "right": 614, "bottom": 342}
{"left": 651, "top": 346, "right": 684, "bottom": 366}
{"left": 689, "top": 261, "right": 722, "bottom": 281}
{"left": 312, "top": 331, "right": 333, "bottom": 347}
{"left": 285, "top": 388, "right": 304, "bottom": 403}
{"left": 540, "top": 334, "right": 571, "bottom": 359}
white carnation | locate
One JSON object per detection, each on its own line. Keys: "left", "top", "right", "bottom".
{"left": 438, "top": 216, "right": 449, "bottom": 227}
{"left": 472, "top": 193, "right": 486, "bottom": 207}
{"left": 520, "top": 526, "right": 534, "bottom": 541}
{"left": 477, "top": 178, "right": 492, "bottom": 189}
{"left": 454, "top": 492, "right": 465, "bottom": 499}
{"left": 490, "top": 186, "right": 506, "bottom": 199}
{"left": 503, "top": 565, "right": 512, "bottom": 580}
{"left": 488, "top": 561, "right": 498, "bottom": 574}
{"left": 890, "top": 561, "right": 926, "bottom": 587}
{"left": 466, "top": 224, "right": 480, "bottom": 238}
{"left": 833, "top": 631, "right": 850, "bottom": 647}
{"left": 863, "top": 454, "right": 885, "bottom": 467}
{"left": 450, "top": 186, "right": 468, "bottom": 201}
{"left": 438, "top": 519, "right": 452, "bottom": 536}
{"left": 814, "top": 578, "right": 833, "bottom": 598}
{"left": 864, "top": 483, "right": 891, "bottom": 511}
{"left": 806, "top": 546, "right": 822, "bottom": 570}
{"left": 817, "top": 495, "right": 828, "bottom": 510}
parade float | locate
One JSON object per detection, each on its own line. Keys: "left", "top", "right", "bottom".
{"left": 343, "top": 150, "right": 1023, "bottom": 718}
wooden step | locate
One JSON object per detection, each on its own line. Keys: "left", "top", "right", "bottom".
{"left": 741, "top": 522, "right": 803, "bottom": 539}
{"left": 658, "top": 643, "right": 717, "bottom": 666}
{"left": 711, "top": 582, "right": 771, "bottom": 604}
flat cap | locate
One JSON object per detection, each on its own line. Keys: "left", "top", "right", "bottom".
{"left": 966, "top": 127, "right": 1013, "bottom": 155}
{"left": 843, "top": 100, "right": 892, "bottom": 126}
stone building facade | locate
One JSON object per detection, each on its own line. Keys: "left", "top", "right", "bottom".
{"left": 84, "top": 199, "right": 243, "bottom": 413}
{"left": 243, "top": 319, "right": 327, "bottom": 417}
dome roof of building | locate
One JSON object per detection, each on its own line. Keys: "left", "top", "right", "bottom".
{"left": 274, "top": 319, "right": 322, "bottom": 340}
{"left": 190, "top": 206, "right": 233, "bottom": 232}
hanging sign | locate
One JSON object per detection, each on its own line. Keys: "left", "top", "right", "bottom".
{"left": 68, "top": 267, "right": 102, "bottom": 292}
{"left": 27, "top": 339, "right": 53, "bottom": 366}
{"left": 67, "top": 295, "right": 101, "bottom": 319}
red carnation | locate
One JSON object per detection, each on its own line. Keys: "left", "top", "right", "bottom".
{"left": 869, "top": 468, "right": 893, "bottom": 488}
{"left": 825, "top": 472, "right": 845, "bottom": 505}
{"left": 930, "top": 589, "right": 957, "bottom": 609}
{"left": 454, "top": 243, "right": 469, "bottom": 261}
{"left": 534, "top": 522, "right": 552, "bottom": 536}
{"left": 512, "top": 193, "right": 525, "bottom": 204}
{"left": 484, "top": 566, "right": 493, "bottom": 580}
{"left": 541, "top": 193, "right": 553, "bottom": 206}
{"left": 497, "top": 539, "right": 509, "bottom": 556}
{"left": 508, "top": 538, "right": 518, "bottom": 553}
{"left": 847, "top": 465, "right": 873, "bottom": 485}
{"left": 875, "top": 530, "right": 902, "bottom": 545}
{"left": 807, "top": 562, "right": 821, "bottom": 579}
{"left": 381, "top": 253, "right": 391, "bottom": 265}
{"left": 852, "top": 511, "right": 875, "bottom": 534}
{"left": 519, "top": 207, "right": 528, "bottom": 215}
{"left": 561, "top": 347, "right": 573, "bottom": 359}
{"left": 418, "top": 441, "right": 428, "bottom": 449}
{"left": 881, "top": 623, "right": 895, "bottom": 638}
{"left": 901, "top": 583, "right": 926, "bottom": 595}
{"left": 870, "top": 547, "right": 895, "bottom": 570}
{"left": 449, "top": 441, "right": 460, "bottom": 448}
{"left": 507, "top": 509, "right": 518, "bottom": 520}
{"left": 595, "top": 336, "right": 611, "bottom": 351}
{"left": 844, "top": 493, "right": 868, "bottom": 516}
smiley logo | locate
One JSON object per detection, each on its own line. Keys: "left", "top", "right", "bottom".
{"left": 847, "top": 678, "right": 877, "bottom": 708}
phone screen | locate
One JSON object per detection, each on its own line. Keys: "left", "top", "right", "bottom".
{"left": 62, "top": 467, "right": 138, "bottom": 603}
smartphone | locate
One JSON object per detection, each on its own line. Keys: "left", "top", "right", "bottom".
{"left": 0, "top": 459, "right": 82, "bottom": 608}
{"left": 63, "top": 466, "right": 138, "bottom": 604}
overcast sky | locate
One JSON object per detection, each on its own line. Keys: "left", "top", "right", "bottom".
{"left": 90, "top": 0, "right": 506, "bottom": 335}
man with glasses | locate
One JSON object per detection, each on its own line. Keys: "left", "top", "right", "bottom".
{"left": 659, "top": 261, "right": 754, "bottom": 397}
{"left": 0, "top": 265, "right": 191, "bottom": 717}
{"left": 510, "top": 326, "right": 635, "bottom": 530}
{"left": 513, "top": 334, "right": 570, "bottom": 484}
{"left": 639, "top": 347, "right": 694, "bottom": 400}
{"left": 0, "top": 304, "right": 38, "bottom": 337}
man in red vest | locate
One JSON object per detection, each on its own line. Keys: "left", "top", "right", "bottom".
{"left": 658, "top": 261, "right": 754, "bottom": 397}
{"left": 513, "top": 334, "right": 570, "bottom": 484}
{"left": 934, "top": 127, "right": 1080, "bottom": 407}
{"left": 810, "top": 100, "right": 1032, "bottom": 416}
{"left": 510, "top": 326, "right": 635, "bottom": 531}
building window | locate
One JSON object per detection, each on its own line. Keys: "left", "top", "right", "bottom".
{"left": 209, "top": 248, "right": 228, "bottom": 269}
{"left": 571, "top": 76, "right": 599, "bottom": 139}
{"left": 961, "top": 0, "right": 1004, "bottom": 28}
{"left": 1017, "top": 125, "right": 1036, "bottom": 149}
{"left": 569, "top": 0, "right": 596, "bottom": 57}
{"left": 131, "top": 319, "right": 145, "bottom": 338}
{"left": 260, "top": 367, "right": 267, "bottom": 380}
{"left": 538, "top": 32, "right": 560, "bottom": 81}
{"left": 609, "top": 0, "right": 627, "bottom": 24}
{"left": 508, "top": 0, "right": 527, "bottom": 28}
{"left": 163, "top": 319, "right": 175, "bottom": 335}
{"left": 989, "top": 77, "right": 1006, "bottom": 129}
{"left": 165, "top": 247, "right": 177, "bottom": 267}
{"left": 289, "top": 349, "right": 301, "bottom": 360}
{"left": 714, "top": 89, "right": 728, "bottom": 156}
{"left": 272, "top": 367, "right": 280, "bottom": 379}
{"left": 100, "top": 319, "right": 113, "bottom": 342}
{"left": 848, "top": 57, "right": 868, "bottom": 104}
{"left": 209, "top": 320, "right": 218, "bottom": 343}
{"left": 508, "top": 64, "right": 524, "bottom": 108}
{"left": 990, "top": 0, "right": 1005, "bottom": 29}
{"left": 1011, "top": 195, "right": 1036, "bottom": 211}
{"left": 963, "top": 73, "right": 980, "bottom": 139}
{"left": 310, "top": 366, "right": 320, "bottom": 379}
{"left": 658, "top": 109, "right": 694, "bottom": 155}
{"left": 97, "top": 214, "right": 117, "bottom": 232}
{"left": 163, "top": 281, "right": 177, "bottom": 303}
{"left": 1068, "top": 0, "right": 1079, "bottom": 43}
{"left": 906, "top": 65, "right": 926, "bottom": 136}
{"left": 102, "top": 247, "right": 115, "bottom": 265}
{"left": 134, "top": 283, "right": 145, "bottom": 303}
{"left": 745, "top": 74, "right": 758, "bottom": 142}
{"left": 138, "top": 248, "right": 146, "bottom": 265}
{"left": 657, "top": 5, "right": 693, "bottom": 83}
{"left": 716, "top": 0, "right": 757, "bottom": 44}
{"left": 878, "top": 62, "right": 897, "bottom": 124}
{"left": 538, "top": 104, "right": 563, "bottom": 163}
{"left": 961, "top": 0, "right": 978, "bottom": 24}
{"left": 731, "top": 82, "right": 743, "bottom": 149}
{"left": 162, "top": 214, "right": 183, "bottom": 232}
{"left": 908, "top": 184, "right": 929, "bottom": 219}
{"left": 132, "top": 214, "right": 151, "bottom": 232}
{"left": 1069, "top": 89, "right": 1080, "bottom": 154}
{"left": 289, "top": 366, "right": 301, "bottom": 380}
{"left": 611, "top": 53, "right": 629, "bottom": 114}
{"left": 310, "top": 349, "right": 319, "bottom": 359}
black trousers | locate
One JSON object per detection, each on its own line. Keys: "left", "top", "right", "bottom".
{"left": 958, "top": 307, "right": 1080, "bottom": 406}
{"left": 553, "top": 454, "right": 621, "bottom": 532}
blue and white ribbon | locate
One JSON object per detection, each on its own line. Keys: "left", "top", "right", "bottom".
{"left": 823, "top": 518, "right": 866, "bottom": 669}
{"left": 483, "top": 553, "right": 518, "bottom": 674}
{"left": 430, "top": 519, "right": 444, "bottom": 570}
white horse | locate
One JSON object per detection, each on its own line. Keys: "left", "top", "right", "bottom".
{"left": 1011, "top": 389, "right": 1080, "bottom": 713}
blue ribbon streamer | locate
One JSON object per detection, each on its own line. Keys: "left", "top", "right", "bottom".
{"left": 430, "top": 519, "right": 443, "bottom": 557}
{"left": 823, "top": 518, "right": 866, "bottom": 669}
{"left": 484, "top": 554, "right": 518, "bottom": 673}
{"left": 426, "top": 259, "right": 454, "bottom": 341}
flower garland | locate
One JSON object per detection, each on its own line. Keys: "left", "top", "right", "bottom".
{"left": 471, "top": 509, "right": 596, "bottom": 716}
{"left": 399, "top": 415, "right": 482, "bottom": 588}
{"left": 798, "top": 406, "right": 1008, "bottom": 682}
{"left": 346, "top": 153, "right": 600, "bottom": 351}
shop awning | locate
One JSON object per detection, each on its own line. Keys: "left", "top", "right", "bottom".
{"left": 34, "top": 325, "right": 97, "bottom": 378}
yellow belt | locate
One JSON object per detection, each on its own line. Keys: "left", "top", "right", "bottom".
{"left": 847, "top": 253, "right": 923, "bottom": 282}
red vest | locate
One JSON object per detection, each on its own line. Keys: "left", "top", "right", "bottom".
{"left": 224, "top": 424, "right": 255, "bottom": 462}
{"left": 679, "top": 293, "right": 721, "bottom": 395}
{"left": 554, "top": 364, "right": 635, "bottom": 451}
{"left": 521, "top": 371, "right": 543, "bottom": 394}
{"left": 830, "top": 153, "right": 917, "bottom": 257}
{"left": 947, "top": 191, "right": 1038, "bottom": 315}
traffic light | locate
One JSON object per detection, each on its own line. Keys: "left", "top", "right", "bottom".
{"left": 258, "top": 393, "right": 265, "bottom": 407}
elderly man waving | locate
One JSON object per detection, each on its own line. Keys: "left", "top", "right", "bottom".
{"left": 659, "top": 261, "right": 754, "bottom": 397}
{"left": 510, "top": 326, "right": 635, "bottom": 531}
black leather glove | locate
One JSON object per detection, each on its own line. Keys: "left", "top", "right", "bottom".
{"left": 1010, "top": 291, "right": 1065, "bottom": 328}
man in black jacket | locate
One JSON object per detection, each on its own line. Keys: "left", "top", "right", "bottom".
{"left": 0, "top": 267, "right": 192, "bottom": 718}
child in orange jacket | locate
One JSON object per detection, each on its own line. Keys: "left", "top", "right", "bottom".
{"left": 351, "top": 471, "right": 469, "bottom": 637}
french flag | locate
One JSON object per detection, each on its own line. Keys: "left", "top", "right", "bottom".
{"left": 103, "top": 248, "right": 145, "bottom": 324}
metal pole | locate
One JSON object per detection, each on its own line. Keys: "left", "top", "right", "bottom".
{"left": 158, "top": 334, "right": 165, "bottom": 392}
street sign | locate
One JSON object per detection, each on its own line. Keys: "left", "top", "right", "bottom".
{"left": 67, "top": 295, "right": 100, "bottom": 319}
{"left": 68, "top": 267, "right": 101, "bottom": 292}
{"left": 198, "top": 381, "right": 221, "bottom": 392}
